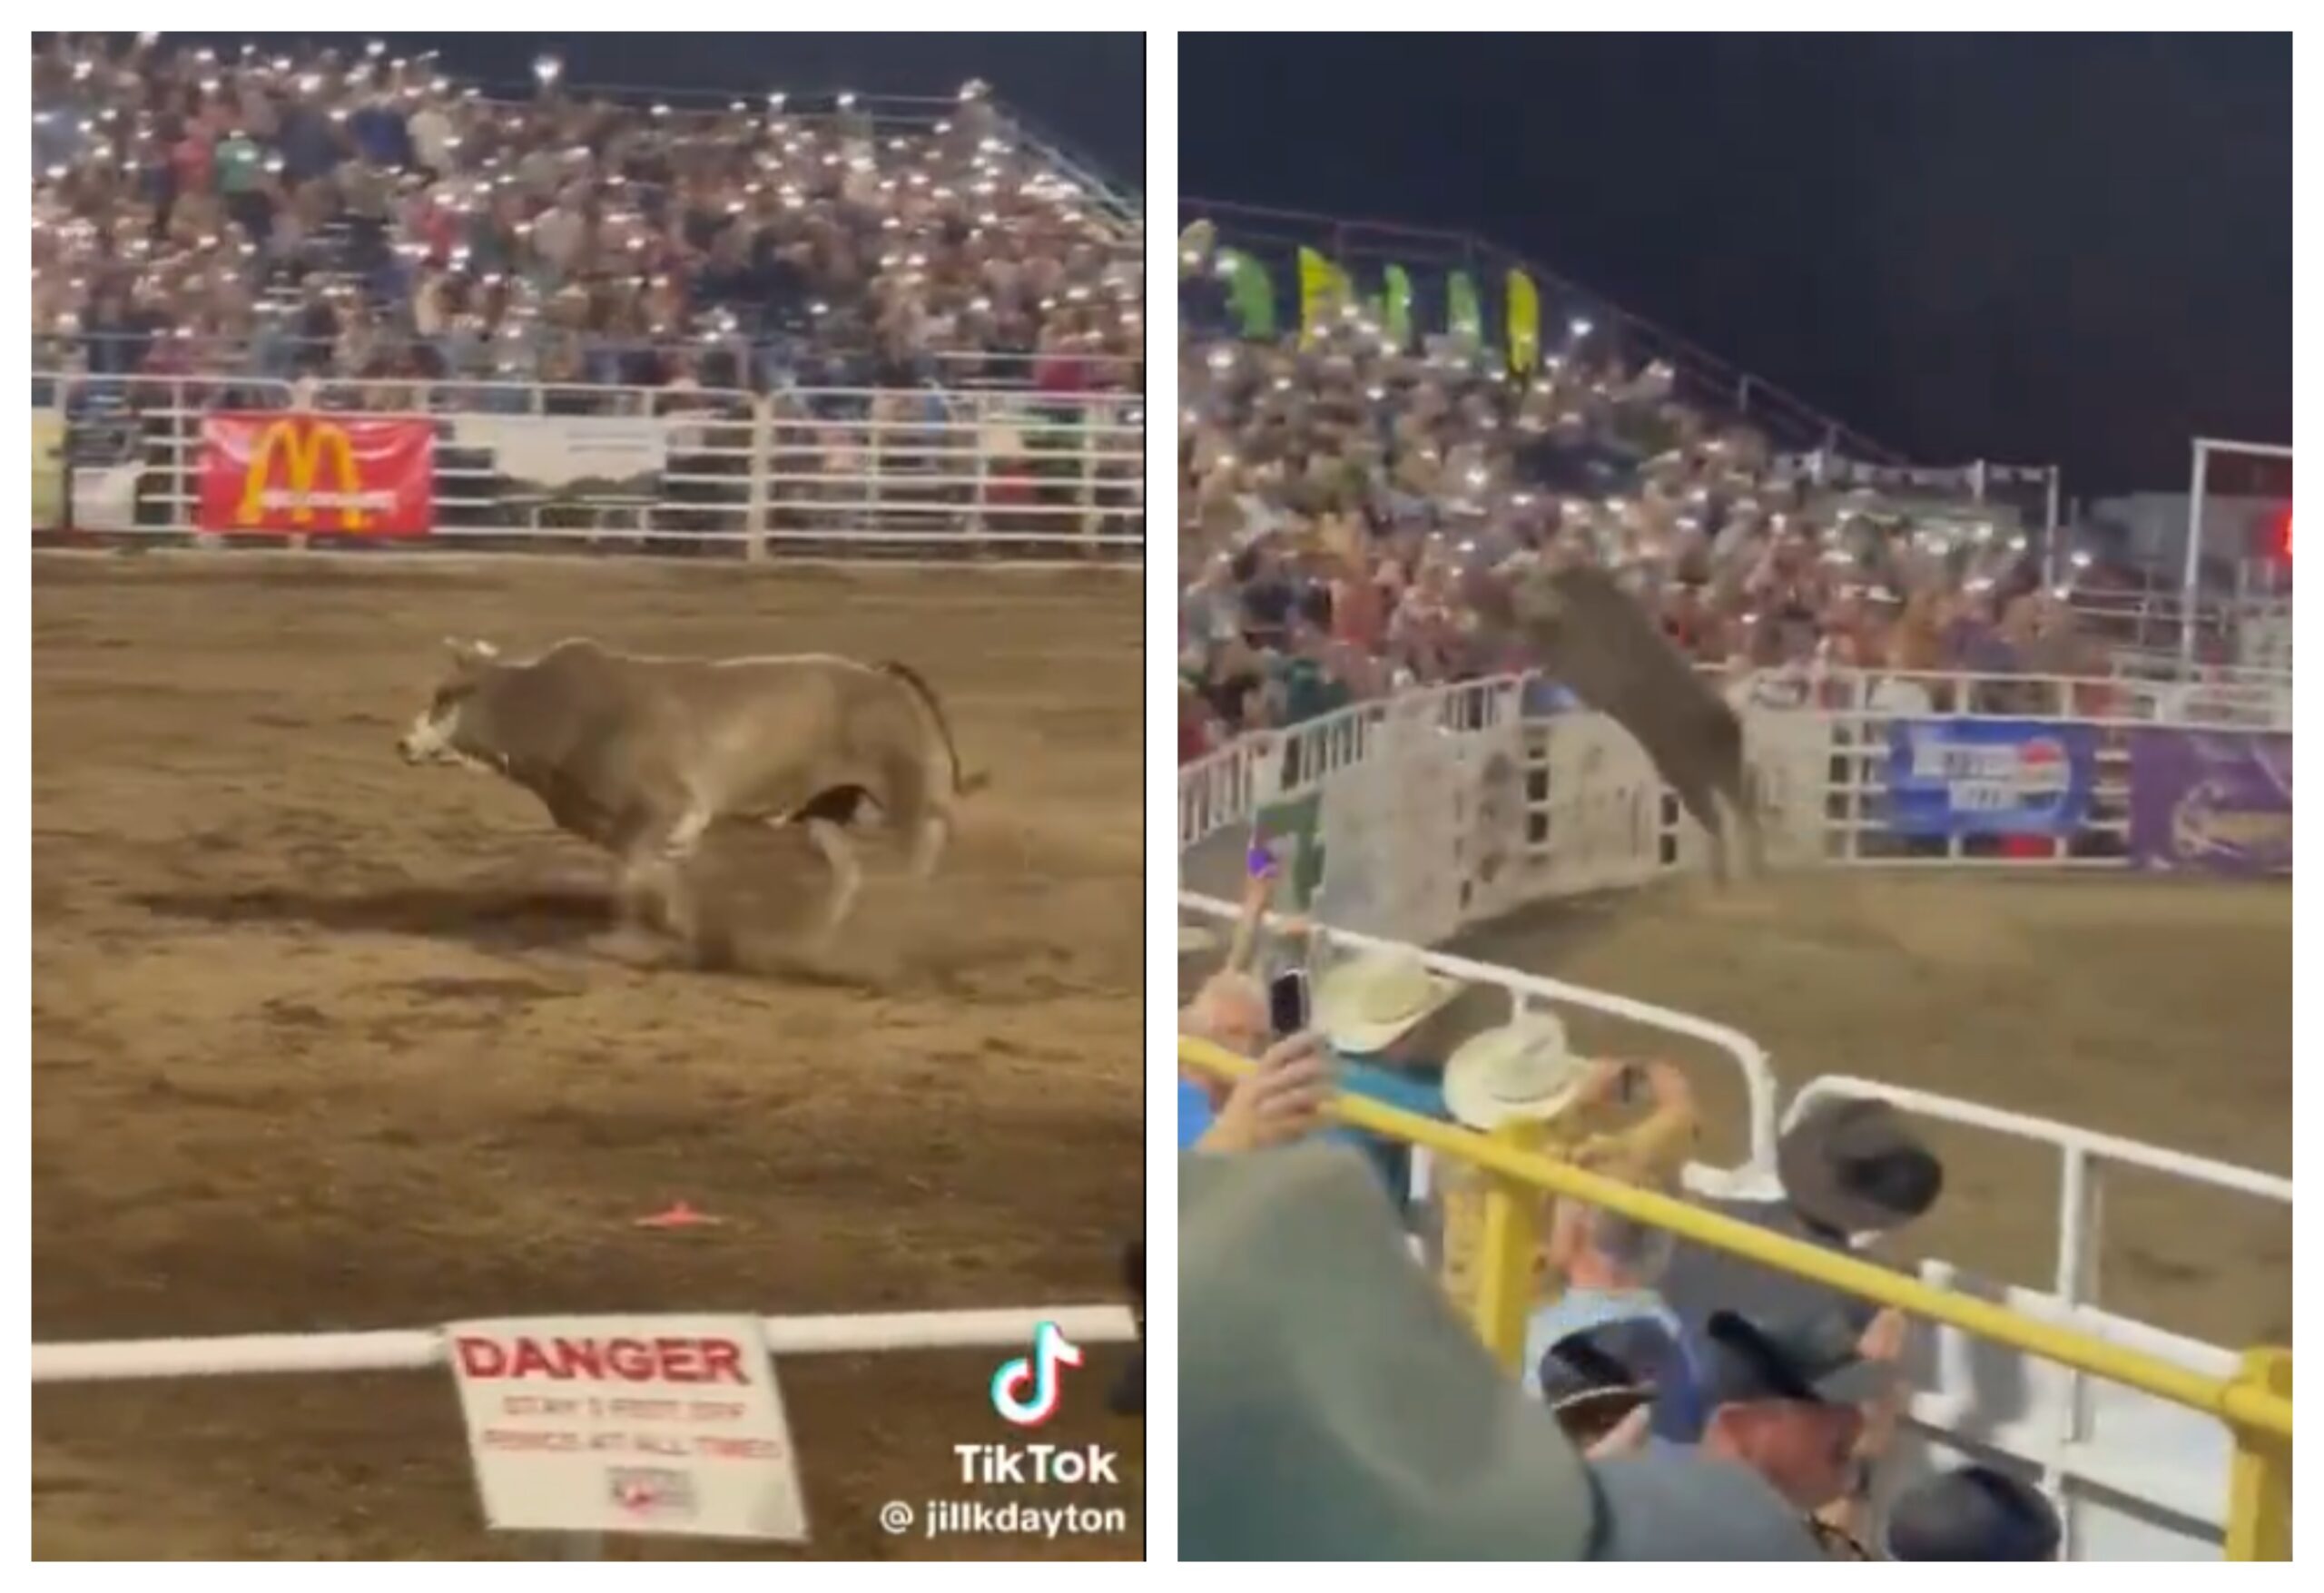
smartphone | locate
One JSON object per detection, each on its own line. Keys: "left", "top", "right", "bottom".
{"left": 1268, "top": 969, "right": 1310, "bottom": 1037}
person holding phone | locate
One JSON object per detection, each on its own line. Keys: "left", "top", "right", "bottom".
{"left": 1184, "top": 1030, "right": 1334, "bottom": 1155}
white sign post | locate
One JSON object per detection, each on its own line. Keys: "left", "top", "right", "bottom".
{"left": 446, "top": 1314, "right": 809, "bottom": 1545}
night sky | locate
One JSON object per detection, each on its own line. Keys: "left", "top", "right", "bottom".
{"left": 1180, "top": 34, "right": 2290, "bottom": 496}
{"left": 148, "top": 32, "right": 1146, "bottom": 193}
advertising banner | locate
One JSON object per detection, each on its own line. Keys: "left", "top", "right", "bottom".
{"left": 2127, "top": 729, "right": 2291, "bottom": 876}
{"left": 198, "top": 413, "right": 434, "bottom": 535}
{"left": 1885, "top": 719, "right": 2096, "bottom": 837}
{"left": 33, "top": 409, "right": 64, "bottom": 528}
{"left": 449, "top": 413, "right": 667, "bottom": 490}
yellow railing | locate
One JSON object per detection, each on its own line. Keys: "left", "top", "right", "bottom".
{"left": 1177, "top": 1036, "right": 2293, "bottom": 1560}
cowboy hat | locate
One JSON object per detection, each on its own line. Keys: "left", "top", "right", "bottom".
{"left": 1312, "top": 949, "right": 1462, "bottom": 1054}
{"left": 1179, "top": 1143, "right": 1818, "bottom": 1560}
{"left": 1776, "top": 1098, "right": 1943, "bottom": 1237}
{"left": 1441, "top": 1013, "right": 1590, "bottom": 1132}
{"left": 1881, "top": 1465, "right": 2061, "bottom": 1561}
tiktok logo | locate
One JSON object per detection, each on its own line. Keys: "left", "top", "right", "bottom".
{"left": 990, "top": 1321, "right": 1084, "bottom": 1428}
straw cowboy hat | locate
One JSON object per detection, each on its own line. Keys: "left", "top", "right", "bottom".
{"left": 1442, "top": 1012, "right": 1592, "bottom": 1132}
{"left": 1313, "top": 949, "right": 1463, "bottom": 1054}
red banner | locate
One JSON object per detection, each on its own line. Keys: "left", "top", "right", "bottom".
{"left": 197, "top": 413, "right": 435, "bottom": 536}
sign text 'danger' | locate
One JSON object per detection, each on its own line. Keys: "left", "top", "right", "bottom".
{"left": 454, "top": 1333, "right": 751, "bottom": 1385}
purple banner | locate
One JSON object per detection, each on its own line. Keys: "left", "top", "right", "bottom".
{"left": 2127, "top": 730, "right": 2292, "bottom": 876}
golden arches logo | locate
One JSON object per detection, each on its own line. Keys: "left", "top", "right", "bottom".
{"left": 236, "top": 419, "right": 391, "bottom": 530}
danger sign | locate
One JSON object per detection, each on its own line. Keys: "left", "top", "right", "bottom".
{"left": 445, "top": 1315, "right": 808, "bottom": 1541}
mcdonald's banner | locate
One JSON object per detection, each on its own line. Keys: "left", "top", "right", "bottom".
{"left": 1297, "top": 247, "right": 1354, "bottom": 338}
{"left": 1507, "top": 270, "right": 1541, "bottom": 374}
{"left": 1216, "top": 248, "right": 1276, "bottom": 339}
{"left": 198, "top": 413, "right": 434, "bottom": 536}
{"left": 1382, "top": 264, "right": 1414, "bottom": 350}
{"left": 1447, "top": 271, "right": 1483, "bottom": 343}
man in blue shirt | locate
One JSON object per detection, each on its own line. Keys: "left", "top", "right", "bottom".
{"left": 1310, "top": 948, "right": 1464, "bottom": 1195}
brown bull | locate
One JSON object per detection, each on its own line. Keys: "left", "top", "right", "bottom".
{"left": 397, "top": 636, "right": 987, "bottom": 955}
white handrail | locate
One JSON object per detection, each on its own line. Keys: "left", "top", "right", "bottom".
{"left": 1177, "top": 892, "right": 1783, "bottom": 1177}
{"left": 33, "top": 1304, "right": 1138, "bottom": 1386}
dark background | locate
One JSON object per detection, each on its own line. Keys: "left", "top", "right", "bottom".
{"left": 1180, "top": 34, "right": 2290, "bottom": 495}
{"left": 140, "top": 32, "right": 1146, "bottom": 191}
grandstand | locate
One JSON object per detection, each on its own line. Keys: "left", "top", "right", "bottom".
{"left": 1176, "top": 199, "right": 2282, "bottom": 759}
{"left": 32, "top": 35, "right": 1145, "bottom": 556}
{"left": 34, "top": 36, "right": 1141, "bottom": 392}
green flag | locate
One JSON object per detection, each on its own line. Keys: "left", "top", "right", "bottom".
{"left": 1447, "top": 270, "right": 1483, "bottom": 343}
{"left": 1382, "top": 264, "right": 1414, "bottom": 350}
{"left": 1216, "top": 249, "right": 1276, "bottom": 339}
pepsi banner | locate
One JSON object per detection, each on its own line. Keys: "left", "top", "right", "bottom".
{"left": 1885, "top": 719, "right": 2096, "bottom": 837}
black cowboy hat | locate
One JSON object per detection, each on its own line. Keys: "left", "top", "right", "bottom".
{"left": 1536, "top": 1318, "right": 1679, "bottom": 1449}
{"left": 1699, "top": 1308, "right": 1886, "bottom": 1411}
{"left": 1883, "top": 1465, "right": 2062, "bottom": 1561}
{"left": 1776, "top": 1097, "right": 1943, "bottom": 1237}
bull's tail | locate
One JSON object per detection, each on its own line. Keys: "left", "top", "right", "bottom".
{"left": 879, "top": 661, "right": 989, "bottom": 798}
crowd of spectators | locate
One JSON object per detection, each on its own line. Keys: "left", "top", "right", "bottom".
{"left": 1176, "top": 222, "right": 2114, "bottom": 760}
{"left": 1177, "top": 868, "right": 2065, "bottom": 1560}
{"left": 33, "top": 34, "right": 1143, "bottom": 398}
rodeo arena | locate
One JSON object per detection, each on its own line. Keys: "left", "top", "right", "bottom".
{"left": 1175, "top": 206, "right": 2291, "bottom": 1559}
{"left": 30, "top": 37, "right": 1144, "bottom": 1559}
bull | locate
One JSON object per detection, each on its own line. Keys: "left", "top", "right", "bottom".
{"left": 1470, "top": 559, "right": 1764, "bottom": 881}
{"left": 397, "top": 636, "right": 987, "bottom": 956}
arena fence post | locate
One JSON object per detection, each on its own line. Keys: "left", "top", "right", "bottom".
{"left": 2223, "top": 1346, "right": 2293, "bottom": 1560}
{"left": 744, "top": 394, "right": 771, "bottom": 563}
{"left": 1466, "top": 1120, "right": 1546, "bottom": 1374}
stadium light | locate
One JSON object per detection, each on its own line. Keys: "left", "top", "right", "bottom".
{"left": 534, "top": 55, "right": 562, "bottom": 87}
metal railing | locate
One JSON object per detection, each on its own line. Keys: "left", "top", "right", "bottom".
{"left": 1176, "top": 1034, "right": 2293, "bottom": 1560}
{"left": 33, "top": 1303, "right": 1140, "bottom": 1557}
{"left": 34, "top": 373, "right": 1143, "bottom": 559}
{"left": 34, "top": 332, "right": 1146, "bottom": 398}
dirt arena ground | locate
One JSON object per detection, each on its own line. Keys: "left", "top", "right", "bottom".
{"left": 31, "top": 552, "right": 1144, "bottom": 1560}
{"left": 1185, "top": 854, "right": 2289, "bottom": 1353}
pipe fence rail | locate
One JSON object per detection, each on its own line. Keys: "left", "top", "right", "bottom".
{"left": 34, "top": 373, "right": 1144, "bottom": 561}
{"left": 34, "top": 1304, "right": 1140, "bottom": 1557}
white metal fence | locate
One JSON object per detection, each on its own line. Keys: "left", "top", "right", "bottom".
{"left": 32, "top": 1304, "right": 1139, "bottom": 1558}
{"left": 33, "top": 373, "right": 1143, "bottom": 559}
